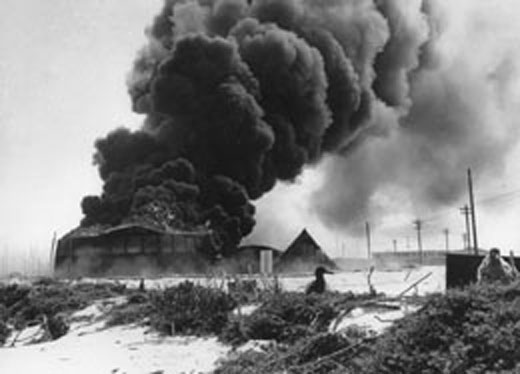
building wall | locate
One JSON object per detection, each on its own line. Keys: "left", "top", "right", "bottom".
{"left": 55, "top": 231, "right": 212, "bottom": 277}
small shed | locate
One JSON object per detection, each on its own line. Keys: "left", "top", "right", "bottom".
{"left": 54, "top": 222, "right": 217, "bottom": 277}
{"left": 224, "top": 245, "right": 282, "bottom": 274}
{"left": 276, "top": 229, "right": 337, "bottom": 273}
{"left": 445, "top": 250, "right": 514, "bottom": 288}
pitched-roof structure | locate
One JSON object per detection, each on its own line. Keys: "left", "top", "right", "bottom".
{"left": 276, "top": 229, "right": 337, "bottom": 273}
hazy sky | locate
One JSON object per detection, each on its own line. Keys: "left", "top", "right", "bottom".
{"left": 2, "top": 0, "right": 520, "bottom": 265}
{"left": 0, "top": 0, "right": 161, "bottom": 259}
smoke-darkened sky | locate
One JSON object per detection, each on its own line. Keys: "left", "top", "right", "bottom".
{"left": 2, "top": 0, "right": 520, "bottom": 265}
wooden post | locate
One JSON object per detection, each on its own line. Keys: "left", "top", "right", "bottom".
{"left": 460, "top": 205, "right": 472, "bottom": 252}
{"left": 468, "top": 168, "right": 479, "bottom": 254}
{"left": 365, "top": 222, "right": 372, "bottom": 259}
{"left": 443, "top": 228, "right": 449, "bottom": 252}
{"left": 414, "top": 219, "right": 423, "bottom": 264}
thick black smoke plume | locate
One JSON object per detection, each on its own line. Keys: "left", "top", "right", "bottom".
{"left": 83, "top": 0, "right": 500, "bottom": 252}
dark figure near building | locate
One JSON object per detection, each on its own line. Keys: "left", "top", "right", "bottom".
{"left": 306, "top": 266, "right": 334, "bottom": 294}
{"left": 477, "top": 248, "right": 515, "bottom": 285}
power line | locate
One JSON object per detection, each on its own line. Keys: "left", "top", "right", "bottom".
{"left": 477, "top": 187, "right": 520, "bottom": 204}
{"left": 414, "top": 186, "right": 520, "bottom": 225}
{"left": 353, "top": 185, "right": 520, "bottom": 252}
{"left": 377, "top": 187, "right": 520, "bottom": 236}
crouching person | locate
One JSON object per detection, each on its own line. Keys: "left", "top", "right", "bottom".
{"left": 477, "top": 248, "right": 515, "bottom": 285}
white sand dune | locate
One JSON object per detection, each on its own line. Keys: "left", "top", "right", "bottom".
{"left": 1, "top": 296, "right": 229, "bottom": 374}
{"left": 1, "top": 324, "right": 229, "bottom": 374}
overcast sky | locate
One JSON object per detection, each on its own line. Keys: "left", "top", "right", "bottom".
{"left": 2, "top": 0, "right": 520, "bottom": 268}
{"left": 0, "top": 0, "right": 161, "bottom": 262}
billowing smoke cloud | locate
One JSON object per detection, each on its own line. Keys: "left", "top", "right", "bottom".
{"left": 81, "top": 0, "right": 519, "bottom": 252}
{"left": 311, "top": 0, "right": 520, "bottom": 235}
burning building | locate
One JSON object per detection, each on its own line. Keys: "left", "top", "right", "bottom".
{"left": 55, "top": 223, "right": 218, "bottom": 277}
{"left": 62, "top": 0, "right": 517, "bottom": 275}
{"left": 79, "top": 1, "right": 443, "bottom": 238}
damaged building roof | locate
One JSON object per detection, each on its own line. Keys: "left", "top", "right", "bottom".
{"left": 61, "top": 222, "right": 211, "bottom": 241}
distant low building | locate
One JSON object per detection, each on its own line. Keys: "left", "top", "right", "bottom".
{"left": 333, "top": 257, "right": 374, "bottom": 272}
{"left": 276, "top": 229, "right": 337, "bottom": 273}
{"left": 372, "top": 250, "right": 446, "bottom": 269}
{"left": 54, "top": 223, "right": 217, "bottom": 277}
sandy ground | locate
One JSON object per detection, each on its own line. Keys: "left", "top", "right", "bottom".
{"left": 1, "top": 326, "right": 229, "bottom": 374}
{"left": 0, "top": 298, "right": 230, "bottom": 374}
{"left": 0, "top": 326, "right": 228, "bottom": 374}
{"left": 280, "top": 265, "right": 444, "bottom": 296}
{"left": 75, "top": 265, "right": 444, "bottom": 297}
{"left": 329, "top": 302, "right": 422, "bottom": 335}
{"left": 0, "top": 266, "right": 444, "bottom": 374}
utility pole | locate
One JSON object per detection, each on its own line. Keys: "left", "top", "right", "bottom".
{"left": 443, "top": 228, "right": 450, "bottom": 252}
{"left": 460, "top": 205, "right": 472, "bottom": 252}
{"left": 414, "top": 219, "right": 423, "bottom": 264}
{"left": 1, "top": 245, "right": 6, "bottom": 277}
{"left": 365, "top": 222, "right": 372, "bottom": 259}
{"left": 393, "top": 239, "right": 397, "bottom": 253}
{"left": 50, "top": 231, "right": 57, "bottom": 275}
{"left": 467, "top": 168, "right": 479, "bottom": 254}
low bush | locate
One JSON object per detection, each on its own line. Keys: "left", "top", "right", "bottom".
{"left": 0, "top": 284, "right": 31, "bottom": 309}
{"left": 217, "top": 283, "right": 520, "bottom": 374}
{"left": 296, "top": 332, "right": 352, "bottom": 365}
{"left": 0, "top": 320, "right": 10, "bottom": 346}
{"left": 150, "top": 281, "right": 237, "bottom": 336}
{"left": 106, "top": 302, "right": 152, "bottom": 327}
{"left": 127, "top": 291, "right": 148, "bottom": 304}
{"left": 8, "top": 284, "right": 86, "bottom": 323}
{"left": 46, "top": 314, "right": 69, "bottom": 340}
{"left": 218, "top": 317, "right": 246, "bottom": 346}
{"left": 214, "top": 350, "right": 272, "bottom": 374}
{"left": 215, "top": 331, "right": 360, "bottom": 374}
{"left": 0, "top": 280, "right": 128, "bottom": 343}
{"left": 71, "top": 281, "right": 127, "bottom": 300}
{"left": 227, "top": 279, "right": 261, "bottom": 304}
{"left": 219, "top": 292, "right": 344, "bottom": 345}
{"left": 355, "top": 282, "right": 520, "bottom": 373}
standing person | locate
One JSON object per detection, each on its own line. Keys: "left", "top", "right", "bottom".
{"left": 306, "top": 266, "right": 333, "bottom": 294}
{"left": 477, "top": 248, "right": 515, "bottom": 285}
{"left": 508, "top": 250, "right": 519, "bottom": 279}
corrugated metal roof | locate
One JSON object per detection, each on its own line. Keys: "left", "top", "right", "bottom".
{"left": 61, "top": 222, "right": 211, "bottom": 240}
{"left": 237, "top": 245, "right": 283, "bottom": 253}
